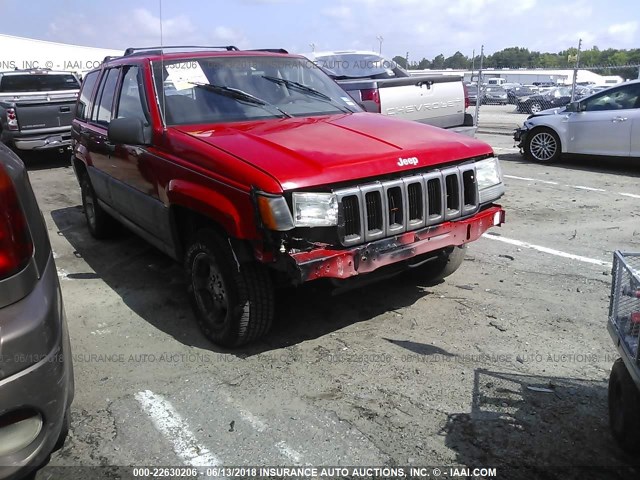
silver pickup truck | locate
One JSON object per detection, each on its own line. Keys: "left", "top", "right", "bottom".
{"left": 0, "top": 69, "right": 80, "bottom": 152}
{"left": 304, "top": 51, "right": 475, "bottom": 136}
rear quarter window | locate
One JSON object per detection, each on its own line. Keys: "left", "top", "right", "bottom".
{"left": 75, "top": 71, "right": 100, "bottom": 121}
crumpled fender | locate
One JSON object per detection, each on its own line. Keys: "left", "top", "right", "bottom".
{"left": 167, "top": 179, "right": 252, "bottom": 239}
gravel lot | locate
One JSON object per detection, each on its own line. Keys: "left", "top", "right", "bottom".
{"left": 24, "top": 134, "right": 640, "bottom": 479}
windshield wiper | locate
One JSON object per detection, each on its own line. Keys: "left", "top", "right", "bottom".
{"left": 261, "top": 76, "right": 353, "bottom": 113}
{"left": 188, "top": 82, "right": 292, "bottom": 118}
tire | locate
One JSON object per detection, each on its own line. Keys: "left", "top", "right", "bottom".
{"left": 185, "top": 229, "right": 274, "bottom": 347}
{"left": 53, "top": 409, "right": 70, "bottom": 452}
{"left": 408, "top": 245, "right": 467, "bottom": 285}
{"left": 524, "top": 127, "right": 561, "bottom": 163}
{"left": 80, "top": 175, "right": 118, "bottom": 239}
{"left": 608, "top": 358, "right": 640, "bottom": 453}
{"left": 529, "top": 101, "right": 543, "bottom": 113}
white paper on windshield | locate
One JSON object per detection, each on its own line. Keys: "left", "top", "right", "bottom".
{"left": 165, "top": 62, "right": 209, "bottom": 92}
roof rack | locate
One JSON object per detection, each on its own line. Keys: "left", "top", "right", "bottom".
{"left": 123, "top": 45, "right": 239, "bottom": 56}
{"left": 245, "top": 48, "right": 289, "bottom": 54}
{"left": 101, "top": 46, "right": 288, "bottom": 65}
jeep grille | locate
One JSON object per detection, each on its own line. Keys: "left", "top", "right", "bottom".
{"left": 335, "top": 164, "right": 479, "bottom": 246}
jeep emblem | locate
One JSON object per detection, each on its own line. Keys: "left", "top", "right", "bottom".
{"left": 397, "top": 156, "right": 419, "bottom": 167}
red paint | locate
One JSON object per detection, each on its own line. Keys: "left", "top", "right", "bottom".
{"left": 293, "top": 206, "right": 504, "bottom": 281}
{"left": 175, "top": 113, "right": 492, "bottom": 190}
{"left": 0, "top": 163, "right": 33, "bottom": 279}
{"left": 72, "top": 49, "right": 503, "bottom": 281}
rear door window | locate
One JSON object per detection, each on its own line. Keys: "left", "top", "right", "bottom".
{"left": 92, "top": 68, "right": 120, "bottom": 127}
{"left": 75, "top": 71, "right": 100, "bottom": 121}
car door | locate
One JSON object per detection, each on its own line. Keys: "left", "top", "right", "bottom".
{"left": 566, "top": 83, "right": 640, "bottom": 157}
{"left": 108, "top": 65, "right": 171, "bottom": 242}
{"left": 84, "top": 67, "right": 122, "bottom": 204}
{"left": 71, "top": 69, "right": 100, "bottom": 169}
{"left": 629, "top": 94, "right": 640, "bottom": 157}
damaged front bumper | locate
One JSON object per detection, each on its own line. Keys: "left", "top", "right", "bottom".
{"left": 289, "top": 205, "right": 505, "bottom": 283}
{"left": 513, "top": 126, "right": 529, "bottom": 149}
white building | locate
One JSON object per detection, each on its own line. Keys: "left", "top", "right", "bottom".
{"left": 0, "top": 34, "right": 121, "bottom": 74}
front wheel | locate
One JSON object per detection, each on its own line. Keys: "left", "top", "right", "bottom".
{"left": 185, "top": 229, "right": 274, "bottom": 347}
{"left": 524, "top": 127, "right": 561, "bottom": 163}
{"left": 609, "top": 358, "right": 640, "bottom": 453}
{"left": 407, "top": 245, "right": 467, "bottom": 285}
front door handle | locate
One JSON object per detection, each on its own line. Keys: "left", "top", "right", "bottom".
{"left": 612, "top": 116, "right": 628, "bottom": 122}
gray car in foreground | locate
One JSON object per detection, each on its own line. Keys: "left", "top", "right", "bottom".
{"left": 0, "top": 143, "right": 74, "bottom": 480}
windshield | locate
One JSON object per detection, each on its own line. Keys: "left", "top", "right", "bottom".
{"left": 312, "top": 53, "right": 409, "bottom": 79}
{"left": 152, "top": 56, "right": 360, "bottom": 125}
{"left": 0, "top": 73, "right": 80, "bottom": 92}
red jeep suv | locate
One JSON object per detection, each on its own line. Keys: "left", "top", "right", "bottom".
{"left": 71, "top": 46, "right": 505, "bottom": 347}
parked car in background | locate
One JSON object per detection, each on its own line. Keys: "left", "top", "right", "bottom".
{"left": 486, "top": 78, "right": 506, "bottom": 86}
{"left": 71, "top": 46, "right": 505, "bottom": 347}
{"left": 482, "top": 86, "right": 508, "bottom": 105}
{"left": 0, "top": 142, "right": 74, "bottom": 479}
{"left": 500, "top": 82, "right": 522, "bottom": 91}
{"left": 590, "top": 85, "right": 611, "bottom": 94}
{"left": 532, "top": 81, "right": 556, "bottom": 88}
{"left": 514, "top": 79, "right": 640, "bottom": 162}
{"left": 516, "top": 86, "right": 575, "bottom": 114}
{"left": 305, "top": 51, "right": 475, "bottom": 136}
{"left": 507, "top": 85, "right": 536, "bottom": 104}
{"left": 465, "top": 83, "right": 479, "bottom": 105}
{"left": 0, "top": 69, "right": 80, "bottom": 153}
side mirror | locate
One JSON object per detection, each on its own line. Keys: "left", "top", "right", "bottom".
{"left": 108, "top": 117, "right": 151, "bottom": 146}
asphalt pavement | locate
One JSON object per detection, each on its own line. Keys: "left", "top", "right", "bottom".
{"left": 24, "top": 133, "right": 640, "bottom": 479}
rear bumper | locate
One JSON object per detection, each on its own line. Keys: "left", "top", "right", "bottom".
{"left": 12, "top": 133, "right": 72, "bottom": 151}
{"left": 291, "top": 205, "right": 505, "bottom": 282}
{"left": 0, "top": 256, "right": 74, "bottom": 480}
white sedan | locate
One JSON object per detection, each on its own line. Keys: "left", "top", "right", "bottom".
{"left": 514, "top": 79, "right": 640, "bottom": 162}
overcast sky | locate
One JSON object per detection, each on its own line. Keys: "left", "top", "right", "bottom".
{"left": 1, "top": 0, "right": 637, "bottom": 60}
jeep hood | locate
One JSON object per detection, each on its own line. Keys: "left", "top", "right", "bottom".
{"left": 173, "top": 113, "right": 493, "bottom": 191}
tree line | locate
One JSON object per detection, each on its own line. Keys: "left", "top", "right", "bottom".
{"left": 393, "top": 47, "right": 640, "bottom": 80}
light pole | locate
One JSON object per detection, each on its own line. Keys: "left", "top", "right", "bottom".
{"left": 571, "top": 38, "right": 582, "bottom": 102}
{"left": 376, "top": 35, "right": 383, "bottom": 55}
{"left": 309, "top": 43, "right": 315, "bottom": 53}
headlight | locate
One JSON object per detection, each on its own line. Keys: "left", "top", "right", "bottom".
{"left": 256, "top": 193, "right": 295, "bottom": 231}
{"left": 475, "top": 157, "right": 505, "bottom": 203}
{"left": 292, "top": 192, "right": 338, "bottom": 227}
